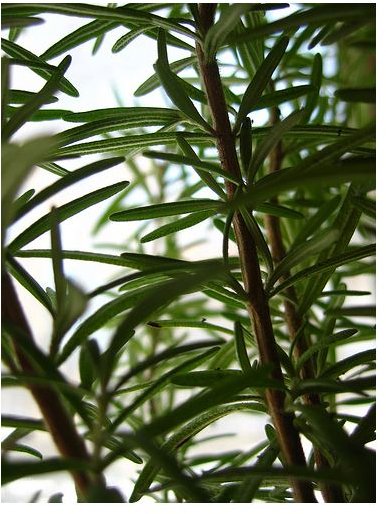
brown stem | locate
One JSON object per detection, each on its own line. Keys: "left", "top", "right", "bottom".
{"left": 2, "top": 272, "right": 102, "bottom": 499}
{"left": 264, "top": 107, "right": 344, "bottom": 502}
{"left": 196, "top": 4, "right": 316, "bottom": 503}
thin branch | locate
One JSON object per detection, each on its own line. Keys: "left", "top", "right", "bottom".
{"left": 1, "top": 272, "right": 104, "bottom": 499}
{"left": 196, "top": 4, "right": 316, "bottom": 503}
{"left": 264, "top": 106, "right": 344, "bottom": 503}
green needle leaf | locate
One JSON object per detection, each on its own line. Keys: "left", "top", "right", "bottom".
{"left": 235, "top": 321, "right": 252, "bottom": 373}
{"left": 141, "top": 211, "right": 213, "bottom": 243}
{"left": 110, "top": 199, "right": 224, "bottom": 222}
{"left": 234, "top": 36, "right": 289, "bottom": 133}
{"left": 204, "top": 4, "right": 253, "bottom": 61}
{"left": 154, "top": 29, "right": 212, "bottom": 132}
{"left": 1, "top": 38, "right": 79, "bottom": 97}
{"left": 8, "top": 181, "right": 130, "bottom": 253}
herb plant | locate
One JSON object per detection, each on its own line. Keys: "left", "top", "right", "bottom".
{"left": 1, "top": 2, "right": 375, "bottom": 503}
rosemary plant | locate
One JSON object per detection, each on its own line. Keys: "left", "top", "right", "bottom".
{"left": 1, "top": 2, "right": 375, "bottom": 503}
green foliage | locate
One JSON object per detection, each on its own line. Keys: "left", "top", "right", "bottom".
{"left": 1, "top": 2, "right": 375, "bottom": 505}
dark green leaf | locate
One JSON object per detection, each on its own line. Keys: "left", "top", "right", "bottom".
{"left": 1, "top": 16, "right": 44, "bottom": 28}
{"left": 8, "top": 89, "right": 57, "bottom": 105}
{"left": 251, "top": 85, "right": 314, "bottom": 111}
{"left": 143, "top": 149, "right": 238, "bottom": 184}
{"left": 6, "top": 254, "right": 54, "bottom": 315}
{"left": 172, "top": 369, "right": 243, "bottom": 387}
{"left": 320, "top": 349, "right": 375, "bottom": 379}
{"left": 335, "top": 88, "right": 375, "bottom": 103}
{"left": 292, "top": 196, "right": 341, "bottom": 245}
{"left": 176, "top": 136, "right": 226, "bottom": 199}
{"left": 234, "top": 158, "right": 375, "bottom": 210}
{"left": 302, "top": 53, "right": 322, "bottom": 123}
{"left": 139, "top": 369, "right": 283, "bottom": 439}
{"left": 235, "top": 321, "right": 252, "bottom": 373}
{"left": 1, "top": 457, "right": 89, "bottom": 485}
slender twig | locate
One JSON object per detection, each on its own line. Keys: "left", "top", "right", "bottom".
{"left": 1, "top": 272, "right": 103, "bottom": 499}
{"left": 263, "top": 106, "right": 344, "bottom": 503}
{"left": 196, "top": 4, "right": 316, "bottom": 503}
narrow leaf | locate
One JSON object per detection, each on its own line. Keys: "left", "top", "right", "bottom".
{"left": 176, "top": 136, "right": 226, "bottom": 199}
{"left": 154, "top": 29, "right": 212, "bottom": 132}
{"left": 141, "top": 211, "right": 212, "bottom": 243}
{"left": 143, "top": 149, "right": 238, "bottom": 184}
{"left": 252, "top": 85, "right": 314, "bottom": 111}
{"left": 235, "top": 321, "right": 252, "bottom": 373}
{"left": 335, "top": 88, "right": 375, "bottom": 103}
{"left": 270, "top": 244, "right": 375, "bottom": 297}
{"left": 6, "top": 254, "right": 54, "bottom": 315}
{"left": 112, "top": 26, "right": 152, "bottom": 53}
{"left": 110, "top": 199, "right": 223, "bottom": 222}
{"left": 8, "top": 181, "right": 129, "bottom": 252}
{"left": 134, "top": 56, "right": 196, "bottom": 97}
{"left": 14, "top": 157, "right": 125, "bottom": 222}
{"left": 1, "top": 38, "right": 79, "bottom": 97}
{"left": 204, "top": 4, "right": 253, "bottom": 61}
{"left": 235, "top": 36, "right": 289, "bottom": 133}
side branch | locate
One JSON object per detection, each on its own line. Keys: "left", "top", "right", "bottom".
{"left": 264, "top": 107, "right": 344, "bottom": 503}
{"left": 1, "top": 272, "right": 101, "bottom": 498}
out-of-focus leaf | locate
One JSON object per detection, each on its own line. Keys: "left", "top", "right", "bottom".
{"left": 129, "top": 401, "right": 262, "bottom": 502}
{"left": 226, "top": 4, "right": 375, "bottom": 44}
{"left": 302, "top": 53, "right": 322, "bottom": 123}
{"left": 1, "top": 457, "right": 90, "bottom": 486}
{"left": 267, "top": 228, "right": 339, "bottom": 289}
{"left": 335, "top": 88, "right": 375, "bottom": 103}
